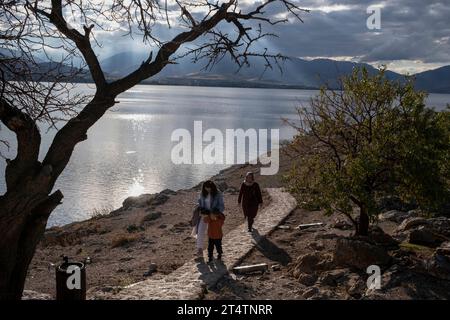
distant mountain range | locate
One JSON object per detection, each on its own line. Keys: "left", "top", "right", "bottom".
{"left": 2, "top": 49, "right": 450, "bottom": 93}
{"left": 98, "top": 51, "right": 450, "bottom": 93}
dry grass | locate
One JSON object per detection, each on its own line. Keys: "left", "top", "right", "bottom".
{"left": 90, "top": 206, "right": 114, "bottom": 219}
{"left": 111, "top": 233, "right": 140, "bottom": 248}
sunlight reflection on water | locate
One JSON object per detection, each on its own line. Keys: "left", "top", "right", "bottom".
{"left": 0, "top": 85, "right": 448, "bottom": 227}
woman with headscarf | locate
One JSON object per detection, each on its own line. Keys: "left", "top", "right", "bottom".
{"left": 238, "top": 172, "right": 263, "bottom": 232}
{"left": 193, "top": 180, "right": 225, "bottom": 258}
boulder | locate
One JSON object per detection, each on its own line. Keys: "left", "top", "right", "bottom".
{"left": 214, "top": 179, "right": 228, "bottom": 192}
{"left": 436, "top": 241, "right": 450, "bottom": 256}
{"left": 332, "top": 219, "right": 353, "bottom": 230}
{"left": 407, "top": 209, "right": 425, "bottom": 217}
{"left": 143, "top": 263, "right": 157, "bottom": 277}
{"left": 225, "top": 186, "right": 239, "bottom": 194}
{"left": 298, "top": 273, "right": 318, "bottom": 286}
{"left": 291, "top": 252, "right": 334, "bottom": 279}
{"left": 396, "top": 217, "right": 428, "bottom": 233}
{"left": 318, "top": 269, "right": 348, "bottom": 287}
{"left": 369, "top": 226, "right": 399, "bottom": 248}
{"left": 425, "top": 253, "right": 450, "bottom": 281}
{"left": 378, "top": 210, "right": 413, "bottom": 223}
{"left": 333, "top": 238, "right": 391, "bottom": 270}
{"left": 122, "top": 194, "right": 154, "bottom": 209}
{"left": 151, "top": 193, "right": 170, "bottom": 206}
{"left": 407, "top": 225, "right": 447, "bottom": 247}
{"left": 428, "top": 217, "right": 450, "bottom": 237}
{"left": 21, "top": 290, "right": 53, "bottom": 300}
{"left": 291, "top": 253, "right": 321, "bottom": 274}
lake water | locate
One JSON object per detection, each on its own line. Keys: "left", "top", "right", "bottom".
{"left": 0, "top": 85, "right": 449, "bottom": 227}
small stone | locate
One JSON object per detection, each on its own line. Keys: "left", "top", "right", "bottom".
{"left": 302, "top": 287, "right": 319, "bottom": 299}
{"left": 126, "top": 224, "right": 142, "bottom": 233}
{"left": 271, "top": 264, "right": 281, "bottom": 271}
{"left": 22, "top": 290, "right": 52, "bottom": 300}
{"left": 347, "top": 275, "right": 366, "bottom": 297}
{"left": 436, "top": 242, "right": 450, "bottom": 256}
{"left": 332, "top": 219, "right": 353, "bottom": 230}
{"left": 143, "top": 263, "right": 157, "bottom": 277}
{"left": 225, "top": 187, "right": 239, "bottom": 194}
{"left": 292, "top": 253, "right": 321, "bottom": 274}
{"left": 318, "top": 269, "right": 347, "bottom": 287}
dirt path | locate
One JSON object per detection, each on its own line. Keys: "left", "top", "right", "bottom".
{"left": 93, "top": 188, "right": 297, "bottom": 300}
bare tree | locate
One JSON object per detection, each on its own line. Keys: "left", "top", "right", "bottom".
{"left": 0, "top": 0, "right": 306, "bottom": 299}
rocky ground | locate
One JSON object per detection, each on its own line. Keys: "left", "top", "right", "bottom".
{"left": 205, "top": 208, "right": 450, "bottom": 300}
{"left": 24, "top": 162, "right": 274, "bottom": 298}
{"left": 24, "top": 147, "right": 450, "bottom": 300}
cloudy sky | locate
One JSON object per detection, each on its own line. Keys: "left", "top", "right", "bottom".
{"left": 267, "top": 0, "right": 450, "bottom": 73}
{"left": 65, "top": 0, "right": 450, "bottom": 74}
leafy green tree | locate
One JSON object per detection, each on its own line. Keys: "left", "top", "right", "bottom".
{"left": 285, "top": 68, "right": 450, "bottom": 236}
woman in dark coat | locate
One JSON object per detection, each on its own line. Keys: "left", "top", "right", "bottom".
{"left": 238, "top": 172, "right": 263, "bottom": 232}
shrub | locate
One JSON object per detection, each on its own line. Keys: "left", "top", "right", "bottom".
{"left": 284, "top": 67, "right": 450, "bottom": 236}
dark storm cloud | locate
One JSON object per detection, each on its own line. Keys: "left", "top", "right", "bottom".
{"left": 237, "top": 0, "right": 450, "bottom": 64}
{"left": 91, "top": 0, "right": 450, "bottom": 71}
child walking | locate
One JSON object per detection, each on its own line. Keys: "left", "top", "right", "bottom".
{"left": 204, "top": 212, "right": 225, "bottom": 263}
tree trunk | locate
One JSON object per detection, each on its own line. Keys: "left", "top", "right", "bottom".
{"left": 0, "top": 186, "right": 63, "bottom": 299}
{"left": 1, "top": 96, "right": 113, "bottom": 299}
{"left": 357, "top": 206, "right": 370, "bottom": 236}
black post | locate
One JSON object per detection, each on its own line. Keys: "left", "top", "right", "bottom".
{"left": 55, "top": 256, "right": 86, "bottom": 300}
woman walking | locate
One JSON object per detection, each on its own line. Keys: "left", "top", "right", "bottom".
{"left": 238, "top": 172, "right": 263, "bottom": 232}
{"left": 194, "top": 180, "right": 225, "bottom": 258}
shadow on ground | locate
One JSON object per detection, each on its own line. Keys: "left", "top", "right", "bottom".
{"left": 252, "top": 229, "right": 292, "bottom": 266}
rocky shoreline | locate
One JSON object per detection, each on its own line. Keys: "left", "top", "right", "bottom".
{"left": 206, "top": 208, "right": 450, "bottom": 300}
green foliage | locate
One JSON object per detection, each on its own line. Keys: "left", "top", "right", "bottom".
{"left": 284, "top": 67, "right": 450, "bottom": 229}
